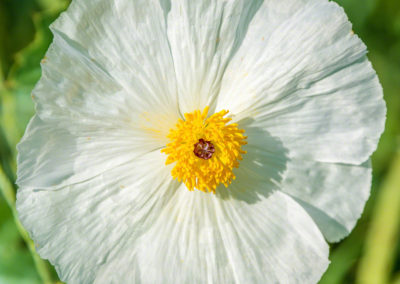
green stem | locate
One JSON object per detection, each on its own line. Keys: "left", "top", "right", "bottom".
{"left": 0, "top": 166, "right": 54, "bottom": 284}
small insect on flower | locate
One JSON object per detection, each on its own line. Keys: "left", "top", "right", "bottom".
{"left": 16, "top": 0, "right": 386, "bottom": 283}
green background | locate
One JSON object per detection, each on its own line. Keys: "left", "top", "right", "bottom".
{"left": 0, "top": 0, "right": 399, "bottom": 283}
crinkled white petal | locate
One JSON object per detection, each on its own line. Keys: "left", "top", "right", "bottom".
{"left": 17, "top": 151, "right": 180, "bottom": 284}
{"left": 215, "top": 0, "right": 385, "bottom": 241}
{"left": 280, "top": 159, "right": 372, "bottom": 242}
{"left": 42, "top": 0, "right": 179, "bottom": 120}
{"left": 34, "top": 0, "right": 181, "bottom": 140}
{"left": 16, "top": 0, "right": 386, "bottom": 283}
{"left": 235, "top": 121, "right": 373, "bottom": 242}
{"left": 18, "top": 144, "right": 329, "bottom": 284}
{"left": 228, "top": 124, "right": 288, "bottom": 202}
{"left": 217, "top": 0, "right": 386, "bottom": 164}
{"left": 16, "top": 114, "right": 165, "bottom": 189}
{"left": 132, "top": 190, "right": 329, "bottom": 284}
{"left": 18, "top": 0, "right": 183, "bottom": 188}
{"left": 166, "top": 0, "right": 263, "bottom": 114}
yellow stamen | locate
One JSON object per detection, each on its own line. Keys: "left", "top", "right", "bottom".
{"left": 161, "top": 106, "right": 247, "bottom": 193}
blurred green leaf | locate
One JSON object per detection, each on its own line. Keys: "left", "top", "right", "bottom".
{"left": 319, "top": 226, "right": 366, "bottom": 284}
{"left": 0, "top": 220, "right": 41, "bottom": 284}
{"left": 0, "top": 0, "right": 41, "bottom": 79}
{"left": 0, "top": 165, "right": 56, "bottom": 284}
{"left": 356, "top": 153, "right": 400, "bottom": 284}
{"left": 393, "top": 273, "right": 400, "bottom": 284}
{"left": 369, "top": 0, "right": 400, "bottom": 38}
{"left": 334, "top": 0, "right": 377, "bottom": 32}
{"left": 368, "top": 49, "right": 400, "bottom": 176}
{"left": 0, "top": 2, "right": 7, "bottom": 79}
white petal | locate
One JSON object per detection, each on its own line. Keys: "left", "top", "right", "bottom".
{"left": 16, "top": 114, "right": 164, "bottom": 189}
{"left": 281, "top": 159, "right": 372, "bottom": 242}
{"left": 17, "top": 151, "right": 180, "bottom": 284}
{"left": 35, "top": 0, "right": 180, "bottom": 131}
{"left": 217, "top": 0, "right": 386, "bottom": 164}
{"left": 130, "top": 190, "right": 329, "bottom": 284}
{"left": 18, "top": 144, "right": 328, "bottom": 283}
{"left": 166, "top": 0, "right": 263, "bottom": 114}
{"left": 230, "top": 123, "right": 288, "bottom": 201}
{"left": 17, "top": 1, "right": 384, "bottom": 283}
{"left": 19, "top": 0, "right": 186, "bottom": 188}
{"left": 238, "top": 121, "right": 372, "bottom": 242}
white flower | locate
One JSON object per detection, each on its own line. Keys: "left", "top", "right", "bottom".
{"left": 16, "top": 0, "right": 386, "bottom": 283}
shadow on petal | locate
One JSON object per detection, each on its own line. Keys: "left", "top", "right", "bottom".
{"left": 216, "top": 118, "right": 288, "bottom": 204}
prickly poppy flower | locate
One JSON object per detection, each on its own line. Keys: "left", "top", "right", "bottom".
{"left": 16, "top": 0, "right": 386, "bottom": 283}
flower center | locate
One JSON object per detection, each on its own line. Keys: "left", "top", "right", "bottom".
{"left": 162, "top": 107, "right": 247, "bottom": 193}
{"left": 193, "top": 139, "right": 215, "bottom": 160}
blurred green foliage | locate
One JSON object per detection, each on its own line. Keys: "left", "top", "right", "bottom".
{"left": 0, "top": 0, "right": 399, "bottom": 283}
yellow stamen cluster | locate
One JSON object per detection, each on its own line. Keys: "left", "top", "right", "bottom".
{"left": 162, "top": 107, "right": 247, "bottom": 193}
